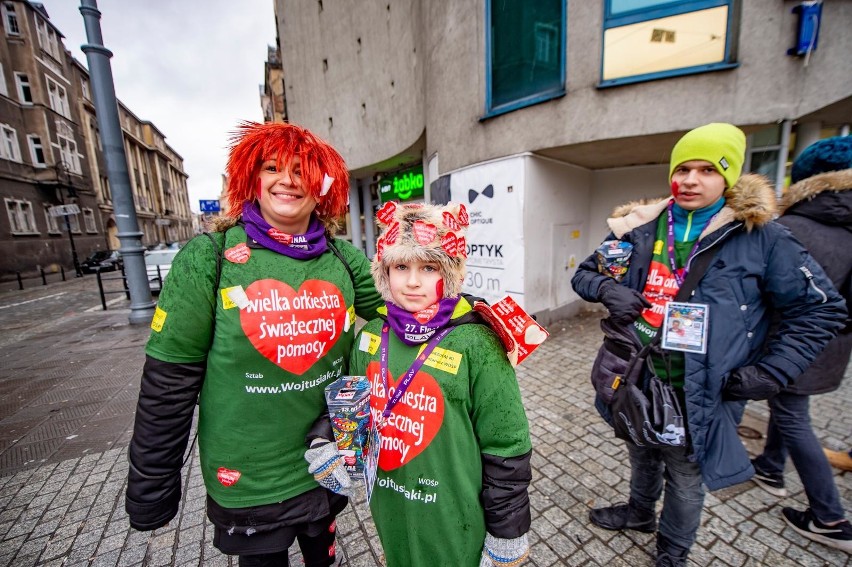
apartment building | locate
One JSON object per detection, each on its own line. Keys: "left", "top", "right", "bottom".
{"left": 275, "top": 0, "right": 851, "bottom": 323}
{"left": 0, "top": 0, "right": 192, "bottom": 279}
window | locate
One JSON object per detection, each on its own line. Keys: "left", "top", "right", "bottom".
{"left": 83, "top": 207, "right": 96, "bottom": 233}
{"left": 67, "top": 210, "right": 80, "bottom": 233}
{"left": 57, "top": 133, "right": 81, "bottom": 173}
{"left": 44, "top": 204, "right": 60, "bottom": 233}
{"left": 601, "top": 0, "right": 738, "bottom": 86}
{"left": 81, "top": 78, "right": 90, "bottom": 100}
{"left": 485, "top": 0, "right": 565, "bottom": 118}
{"left": 5, "top": 198, "right": 38, "bottom": 234}
{"left": 2, "top": 2, "right": 19, "bottom": 36}
{"left": 1, "top": 124, "right": 21, "bottom": 162}
{"left": 0, "top": 62, "right": 7, "bottom": 97}
{"left": 27, "top": 135, "right": 46, "bottom": 167}
{"left": 14, "top": 73, "right": 32, "bottom": 103}
{"left": 46, "top": 76, "right": 70, "bottom": 117}
{"left": 35, "top": 18, "right": 60, "bottom": 59}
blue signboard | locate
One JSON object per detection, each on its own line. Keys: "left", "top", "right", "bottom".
{"left": 199, "top": 199, "right": 221, "bottom": 213}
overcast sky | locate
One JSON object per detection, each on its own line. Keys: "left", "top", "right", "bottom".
{"left": 42, "top": 0, "right": 276, "bottom": 213}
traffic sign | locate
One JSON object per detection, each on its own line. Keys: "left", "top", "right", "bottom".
{"left": 199, "top": 199, "right": 221, "bottom": 213}
{"left": 48, "top": 204, "right": 81, "bottom": 217}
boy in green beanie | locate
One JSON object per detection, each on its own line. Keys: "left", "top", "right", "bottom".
{"left": 572, "top": 123, "right": 846, "bottom": 566}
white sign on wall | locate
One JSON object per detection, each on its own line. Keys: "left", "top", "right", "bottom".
{"left": 450, "top": 157, "right": 525, "bottom": 307}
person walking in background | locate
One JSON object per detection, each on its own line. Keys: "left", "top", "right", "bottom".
{"left": 349, "top": 202, "right": 533, "bottom": 567}
{"left": 571, "top": 123, "right": 847, "bottom": 566}
{"left": 124, "top": 122, "right": 384, "bottom": 566}
{"left": 750, "top": 135, "right": 852, "bottom": 552}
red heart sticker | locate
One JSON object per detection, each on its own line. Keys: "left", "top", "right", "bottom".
{"left": 240, "top": 279, "right": 346, "bottom": 375}
{"left": 376, "top": 237, "right": 385, "bottom": 262}
{"left": 441, "top": 232, "right": 458, "bottom": 256}
{"left": 457, "top": 236, "right": 467, "bottom": 258}
{"left": 412, "top": 221, "right": 437, "bottom": 245}
{"left": 377, "top": 201, "right": 397, "bottom": 225}
{"left": 414, "top": 303, "right": 439, "bottom": 324}
{"left": 384, "top": 222, "right": 400, "bottom": 245}
{"left": 442, "top": 212, "right": 460, "bottom": 231}
{"left": 267, "top": 228, "right": 293, "bottom": 245}
{"left": 457, "top": 204, "right": 469, "bottom": 226}
{"left": 367, "top": 361, "right": 444, "bottom": 470}
{"left": 217, "top": 467, "right": 241, "bottom": 487}
{"left": 225, "top": 243, "right": 251, "bottom": 264}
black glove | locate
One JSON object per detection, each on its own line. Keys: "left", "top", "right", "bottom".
{"left": 598, "top": 280, "right": 652, "bottom": 324}
{"left": 723, "top": 366, "right": 782, "bottom": 401}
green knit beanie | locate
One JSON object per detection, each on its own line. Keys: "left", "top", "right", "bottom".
{"left": 669, "top": 123, "right": 746, "bottom": 189}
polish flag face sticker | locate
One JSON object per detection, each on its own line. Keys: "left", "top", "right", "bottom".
{"left": 377, "top": 201, "right": 397, "bottom": 225}
{"left": 412, "top": 221, "right": 437, "bottom": 245}
{"left": 225, "top": 243, "right": 251, "bottom": 264}
{"left": 217, "top": 467, "right": 241, "bottom": 487}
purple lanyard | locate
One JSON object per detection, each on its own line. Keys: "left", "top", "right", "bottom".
{"left": 666, "top": 201, "right": 716, "bottom": 287}
{"left": 378, "top": 324, "right": 451, "bottom": 421}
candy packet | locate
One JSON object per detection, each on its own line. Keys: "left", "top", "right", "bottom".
{"left": 595, "top": 240, "right": 633, "bottom": 282}
{"left": 324, "top": 375, "right": 371, "bottom": 479}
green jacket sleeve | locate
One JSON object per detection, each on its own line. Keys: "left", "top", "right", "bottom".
{"left": 335, "top": 239, "right": 384, "bottom": 322}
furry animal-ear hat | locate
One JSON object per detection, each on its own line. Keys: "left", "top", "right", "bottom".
{"left": 225, "top": 121, "right": 350, "bottom": 234}
{"left": 372, "top": 201, "right": 469, "bottom": 302}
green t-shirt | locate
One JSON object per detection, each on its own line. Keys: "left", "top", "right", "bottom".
{"left": 145, "top": 226, "right": 383, "bottom": 508}
{"left": 349, "top": 306, "right": 531, "bottom": 567}
{"left": 634, "top": 214, "right": 693, "bottom": 387}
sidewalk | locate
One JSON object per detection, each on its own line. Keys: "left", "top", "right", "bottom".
{"left": 0, "top": 278, "right": 849, "bottom": 566}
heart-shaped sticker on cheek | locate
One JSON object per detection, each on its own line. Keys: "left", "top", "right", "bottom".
{"left": 367, "top": 361, "right": 444, "bottom": 471}
{"left": 240, "top": 279, "right": 346, "bottom": 375}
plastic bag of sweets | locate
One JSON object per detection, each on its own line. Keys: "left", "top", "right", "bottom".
{"left": 324, "top": 376, "right": 371, "bottom": 479}
{"left": 595, "top": 240, "right": 633, "bottom": 282}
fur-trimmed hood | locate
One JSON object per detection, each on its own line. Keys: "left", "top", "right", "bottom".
{"left": 607, "top": 174, "right": 778, "bottom": 239}
{"left": 779, "top": 169, "right": 852, "bottom": 225}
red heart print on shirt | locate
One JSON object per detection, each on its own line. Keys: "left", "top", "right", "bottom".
{"left": 367, "top": 361, "right": 444, "bottom": 471}
{"left": 241, "top": 279, "right": 346, "bottom": 375}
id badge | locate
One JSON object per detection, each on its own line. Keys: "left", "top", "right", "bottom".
{"left": 662, "top": 301, "right": 709, "bottom": 354}
{"left": 363, "top": 420, "right": 382, "bottom": 504}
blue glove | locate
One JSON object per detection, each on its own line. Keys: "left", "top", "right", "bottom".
{"left": 479, "top": 533, "right": 529, "bottom": 567}
{"left": 304, "top": 439, "right": 352, "bottom": 496}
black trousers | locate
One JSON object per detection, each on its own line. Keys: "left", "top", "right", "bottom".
{"left": 233, "top": 514, "right": 337, "bottom": 567}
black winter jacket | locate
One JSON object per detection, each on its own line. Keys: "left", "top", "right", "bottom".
{"left": 777, "top": 169, "right": 852, "bottom": 395}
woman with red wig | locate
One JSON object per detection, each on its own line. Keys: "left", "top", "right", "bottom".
{"left": 125, "top": 122, "right": 384, "bottom": 566}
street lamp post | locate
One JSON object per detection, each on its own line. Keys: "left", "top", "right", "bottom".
{"left": 63, "top": 210, "right": 83, "bottom": 277}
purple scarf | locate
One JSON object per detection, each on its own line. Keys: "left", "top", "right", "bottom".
{"left": 242, "top": 201, "right": 328, "bottom": 259}
{"left": 385, "top": 296, "right": 460, "bottom": 346}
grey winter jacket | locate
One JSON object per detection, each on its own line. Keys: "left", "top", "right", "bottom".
{"left": 572, "top": 174, "right": 847, "bottom": 491}
{"left": 777, "top": 169, "right": 852, "bottom": 395}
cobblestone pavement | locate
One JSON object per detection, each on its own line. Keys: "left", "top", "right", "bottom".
{"left": 0, "top": 278, "right": 850, "bottom": 566}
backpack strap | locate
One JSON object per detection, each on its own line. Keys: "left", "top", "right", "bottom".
{"left": 326, "top": 235, "right": 356, "bottom": 289}
{"left": 203, "top": 231, "right": 226, "bottom": 293}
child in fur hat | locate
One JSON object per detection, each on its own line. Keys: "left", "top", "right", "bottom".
{"left": 350, "top": 201, "right": 533, "bottom": 567}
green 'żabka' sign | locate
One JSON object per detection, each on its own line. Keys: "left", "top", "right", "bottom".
{"left": 378, "top": 165, "right": 424, "bottom": 204}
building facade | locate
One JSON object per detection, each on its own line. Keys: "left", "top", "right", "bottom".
{"left": 0, "top": 0, "right": 192, "bottom": 280}
{"left": 275, "top": 0, "right": 852, "bottom": 323}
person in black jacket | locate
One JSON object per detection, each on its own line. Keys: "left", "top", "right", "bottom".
{"left": 571, "top": 123, "right": 846, "bottom": 567}
{"left": 750, "top": 136, "right": 852, "bottom": 553}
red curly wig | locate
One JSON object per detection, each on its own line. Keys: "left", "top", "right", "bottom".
{"left": 225, "top": 122, "right": 350, "bottom": 231}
